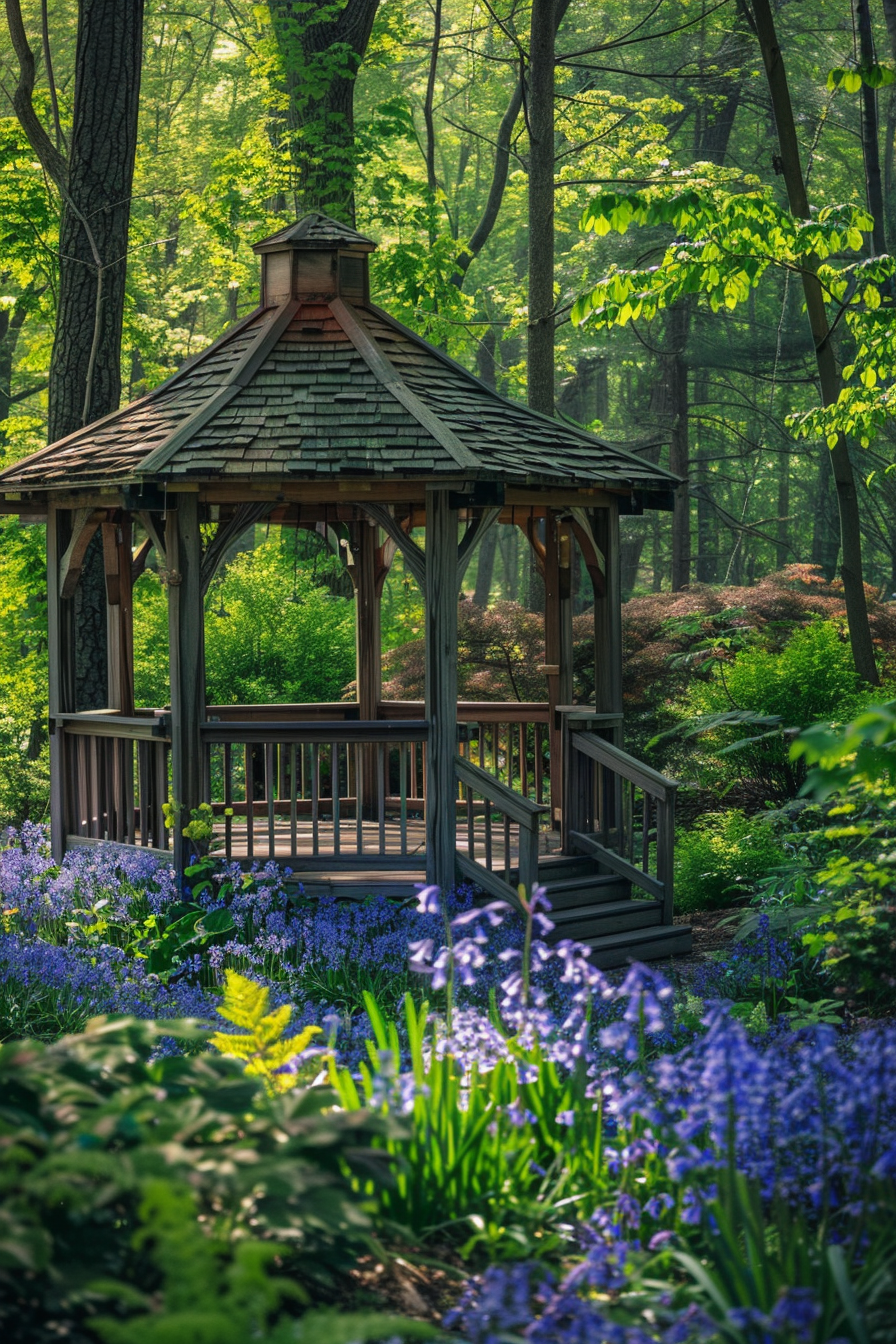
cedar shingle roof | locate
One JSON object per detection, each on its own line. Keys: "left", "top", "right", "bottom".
{"left": 253, "top": 213, "right": 376, "bottom": 252}
{"left": 0, "top": 215, "right": 678, "bottom": 495}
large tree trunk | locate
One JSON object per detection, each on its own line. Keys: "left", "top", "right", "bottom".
{"left": 667, "top": 303, "right": 691, "bottom": 591}
{"left": 49, "top": 0, "right": 143, "bottom": 440}
{"left": 7, "top": 0, "right": 145, "bottom": 709}
{"left": 857, "top": 0, "right": 888, "bottom": 255}
{"left": 269, "top": 0, "right": 379, "bottom": 225}
{"left": 527, "top": 0, "right": 557, "bottom": 415}
{"left": 751, "top": 0, "right": 879, "bottom": 684}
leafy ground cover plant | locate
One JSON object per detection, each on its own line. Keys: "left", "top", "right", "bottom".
{"left": 0, "top": 1009, "right": 406, "bottom": 1342}
{"left": 674, "top": 809, "right": 782, "bottom": 914}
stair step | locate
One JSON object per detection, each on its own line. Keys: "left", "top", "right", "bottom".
{"left": 534, "top": 854, "right": 597, "bottom": 883}
{"left": 543, "top": 873, "right": 630, "bottom": 909}
{"left": 548, "top": 899, "right": 663, "bottom": 940}
{"left": 582, "top": 924, "right": 693, "bottom": 970}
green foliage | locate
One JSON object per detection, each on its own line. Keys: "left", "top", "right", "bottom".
{"left": 777, "top": 706, "right": 896, "bottom": 1007}
{"left": 0, "top": 1013, "right": 399, "bottom": 1339}
{"left": 0, "top": 520, "right": 49, "bottom": 825}
{"left": 133, "top": 538, "right": 356, "bottom": 708}
{"left": 574, "top": 169, "right": 872, "bottom": 325}
{"left": 668, "top": 621, "right": 867, "bottom": 801}
{"left": 669, "top": 1169, "right": 896, "bottom": 1344}
{"left": 328, "top": 991, "right": 677, "bottom": 1260}
{"left": 674, "top": 810, "right": 782, "bottom": 914}
{"left": 211, "top": 970, "right": 321, "bottom": 1094}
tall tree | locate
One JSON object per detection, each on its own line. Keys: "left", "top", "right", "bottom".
{"left": 5, "top": 0, "right": 145, "bottom": 704}
{"left": 269, "top": 0, "right": 380, "bottom": 224}
{"left": 527, "top": 0, "right": 557, "bottom": 415}
{"left": 748, "top": 0, "right": 879, "bottom": 684}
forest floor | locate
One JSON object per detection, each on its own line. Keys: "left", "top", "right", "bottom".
{"left": 673, "top": 906, "right": 740, "bottom": 965}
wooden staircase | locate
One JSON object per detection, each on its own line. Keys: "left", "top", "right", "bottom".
{"left": 458, "top": 709, "right": 693, "bottom": 969}
{"left": 532, "top": 853, "right": 691, "bottom": 969}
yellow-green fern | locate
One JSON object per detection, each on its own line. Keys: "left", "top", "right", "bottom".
{"left": 210, "top": 971, "right": 320, "bottom": 1095}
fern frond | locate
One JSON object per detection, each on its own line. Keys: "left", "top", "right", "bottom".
{"left": 211, "top": 972, "right": 321, "bottom": 1094}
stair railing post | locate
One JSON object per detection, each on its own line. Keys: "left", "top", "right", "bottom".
{"left": 656, "top": 784, "right": 677, "bottom": 925}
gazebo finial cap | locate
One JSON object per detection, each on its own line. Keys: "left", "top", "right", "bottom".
{"left": 253, "top": 212, "right": 378, "bottom": 255}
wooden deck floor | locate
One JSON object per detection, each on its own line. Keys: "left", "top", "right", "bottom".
{"left": 214, "top": 815, "right": 562, "bottom": 868}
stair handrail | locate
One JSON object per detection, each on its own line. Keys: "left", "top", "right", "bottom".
{"left": 564, "top": 728, "right": 677, "bottom": 924}
{"left": 454, "top": 754, "right": 547, "bottom": 905}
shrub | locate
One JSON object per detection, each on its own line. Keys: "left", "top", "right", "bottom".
{"left": 0, "top": 1013, "right": 399, "bottom": 1342}
{"left": 664, "top": 620, "right": 874, "bottom": 802}
{"left": 674, "top": 810, "right": 782, "bottom": 913}
{"left": 133, "top": 539, "right": 356, "bottom": 708}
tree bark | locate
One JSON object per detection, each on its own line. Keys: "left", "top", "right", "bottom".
{"left": 452, "top": 0, "right": 572, "bottom": 289}
{"left": 6, "top": 0, "right": 145, "bottom": 710}
{"left": 750, "top": 0, "right": 879, "bottom": 683}
{"left": 269, "top": 0, "right": 380, "bottom": 225}
{"left": 667, "top": 302, "right": 691, "bottom": 591}
{"left": 49, "top": 0, "right": 144, "bottom": 440}
{"left": 527, "top": 0, "right": 557, "bottom": 415}
{"left": 857, "top": 0, "right": 888, "bottom": 255}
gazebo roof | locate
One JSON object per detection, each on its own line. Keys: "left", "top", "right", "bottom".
{"left": 0, "top": 214, "right": 678, "bottom": 496}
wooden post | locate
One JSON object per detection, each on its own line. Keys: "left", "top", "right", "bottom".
{"left": 353, "top": 517, "right": 388, "bottom": 819}
{"left": 167, "top": 494, "right": 205, "bottom": 872}
{"left": 591, "top": 504, "right": 623, "bottom": 742}
{"left": 47, "top": 504, "right": 67, "bottom": 862}
{"left": 544, "top": 509, "right": 573, "bottom": 828}
{"left": 425, "top": 488, "right": 459, "bottom": 888}
{"left": 103, "top": 516, "right": 135, "bottom": 715}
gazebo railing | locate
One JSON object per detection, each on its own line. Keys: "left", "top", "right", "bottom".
{"left": 201, "top": 719, "right": 429, "bottom": 866}
{"left": 54, "top": 712, "right": 171, "bottom": 851}
{"left": 383, "top": 701, "right": 552, "bottom": 807}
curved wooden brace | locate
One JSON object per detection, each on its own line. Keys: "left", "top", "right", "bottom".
{"left": 200, "top": 501, "right": 275, "bottom": 596}
{"left": 457, "top": 505, "right": 501, "bottom": 587}
{"left": 59, "top": 509, "right": 102, "bottom": 600}
{"left": 359, "top": 502, "right": 427, "bottom": 589}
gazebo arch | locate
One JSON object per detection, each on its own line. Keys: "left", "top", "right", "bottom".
{"left": 0, "top": 214, "right": 691, "bottom": 966}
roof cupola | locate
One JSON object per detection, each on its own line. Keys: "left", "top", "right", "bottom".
{"left": 252, "top": 212, "right": 377, "bottom": 307}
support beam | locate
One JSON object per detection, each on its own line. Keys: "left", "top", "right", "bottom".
{"left": 105, "top": 517, "right": 134, "bottom": 715}
{"left": 352, "top": 517, "right": 393, "bottom": 817}
{"left": 59, "top": 508, "right": 100, "bottom": 599}
{"left": 167, "top": 494, "right": 205, "bottom": 871}
{"left": 360, "top": 503, "right": 426, "bottom": 588}
{"left": 591, "top": 504, "right": 623, "bottom": 740}
{"left": 425, "top": 488, "right": 459, "bottom": 888}
{"left": 457, "top": 505, "right": 501, "bottom": 585}
{"left": 47, "top": 503, "right": 66, "bottom": 862}
{"left": 544, "top": 509, "right": 574, "bottom": 827}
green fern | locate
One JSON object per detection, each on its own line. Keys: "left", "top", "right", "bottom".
{"left": 210, "top": 970, "right": 320, "bottom": 1095}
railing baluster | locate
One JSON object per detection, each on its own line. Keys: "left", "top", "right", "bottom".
{"left": 244, "top": 743, "right": 254, "bottom": 861}
{"left": 355, "top": 742, "right": 363, "bottom": 855}
{"left": 311, "top": 742, "right": 320, "bottom": 857}
{"left": 519, "top": 722, "right": 527, "bottom": 799}
{"left": 378, "top": 742, "right": 386, "bottom": 854}
{"left": 484, "top": 796, "right": 493, "bottom": 872}
{"left": 642, "top": 790, "right": 650, "bottom": 874}
{"left": 224, "top": 742, "right": 233, "bottom": 860}
{"left": 503, "top": 812, "right": 511, "bottom": 883}
{"left": 289, "top": 744, "right": 298, "bottom": 857}
{"left": 534, "top": 724, "right": 544, "bottom": 805}
{"left": 266, "top": 744, "right": 276, "bottom": 858}
{"left": 466, "top": 782, "right": 474, "bottom": 861}
{"left": 332, "top": 741, "right": 340, "bottom": 857}
{"left": 399, "top": 742, "right": 408, "bottom": 855}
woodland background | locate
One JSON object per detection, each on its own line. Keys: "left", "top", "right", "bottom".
{"left": 1, "top": 0, "right": 896, "bottom": 823}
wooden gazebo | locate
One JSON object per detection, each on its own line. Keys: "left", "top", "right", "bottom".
{"left": 0, "top": 214, "right": 690, "bottom": 966}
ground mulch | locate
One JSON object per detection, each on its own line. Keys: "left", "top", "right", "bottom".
{"left": 670, "top": 905, "right": 742, "bottom": 972}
